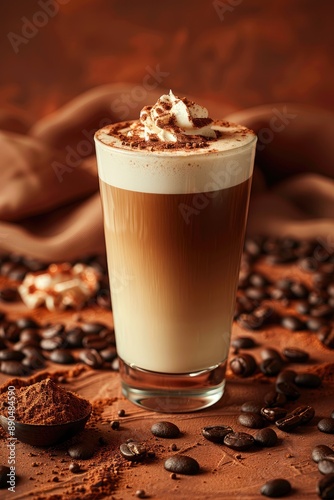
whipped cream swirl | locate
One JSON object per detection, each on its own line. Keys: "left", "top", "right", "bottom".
{"left": 137, "top": 90, "right": 217, "bottom": 142}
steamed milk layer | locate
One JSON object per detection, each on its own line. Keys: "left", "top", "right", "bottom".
{"left": 95, "top": 92, "right": 256, "bottom": 374}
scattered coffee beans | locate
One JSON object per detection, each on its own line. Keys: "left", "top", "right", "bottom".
{"left": 201, "top": 425, "right": 233, "bottom": 443}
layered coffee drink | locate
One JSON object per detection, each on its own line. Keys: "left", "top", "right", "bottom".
{"left": 95, "top": 91, "right": 256, "bottom": 411}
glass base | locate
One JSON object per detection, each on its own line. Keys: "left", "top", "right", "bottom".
{"left": 118, "top": 358, "right": 227, "bottom": 413}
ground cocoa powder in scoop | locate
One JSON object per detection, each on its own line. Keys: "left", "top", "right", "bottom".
{"left": 0, "top": 378, "right": 91, "bottom": 425}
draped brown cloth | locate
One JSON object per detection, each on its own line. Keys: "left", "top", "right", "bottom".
{"left": 0, "top": 84, "right": 333, "bottom": 261}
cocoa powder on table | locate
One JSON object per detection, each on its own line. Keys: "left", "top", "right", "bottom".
{"left": 0, "top": 378, "right": 91, "bottom": 425}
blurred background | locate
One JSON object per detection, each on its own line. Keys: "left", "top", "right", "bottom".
{"left": 1, "top": 0, "right": 333, "bottom": 122}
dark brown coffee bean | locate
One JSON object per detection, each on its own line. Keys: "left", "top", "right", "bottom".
{"left": 309, "top": 290, "right": 328, "bottom": 306}
{"left": 40, "top": 323, "right": 65, "bottom": 339}
{"left": 254, "top": 305, "right": 277, "bottom": 323}
{"left": 68, "top": 440, "right": 95, "bottom": 460}
{"left": 317, "top": 472, "right": 334, "bottom": 498}
{"left": 312, "top": 445, "right": 334, "bottom": 463}
{"left": 40, "top": 336, "right": 65, "bottom": 351}
{"left": 0, "top": 360, "right": 29, "bottom": 376}
{"left": 99, "top": 328, "right": 116, "bottom": 345}
{"left": 260, "top": 358, "right": 283, "bottom": 377}
{"left": 299, "top": 257, "right": 319, "bottom": 272}
{"left": 238, "top": 412, "right": 265, "bottom": 429}
{"left": 0, "top": 288, "right": 20, "bottom": 302}
{"left": 281, "top": 315, "right": 305, "bottom": 331}
{"left": 69, "top": 462, "right": 81, "bottom": 473}
{"left": 120, "top": 442, "right": 147, "bottom": 462}
{"left": 201, "top": 425, "right": 233, "bottom": 443}
{"left": 295, "top": 301, "right": 310, "bottom": 314}
{"left": 0, "top": 322, "right": 20, "bottom": 342}
{"left": 66, "top": 327, "right": 84, "bottom": 348}
{"left": 135, "top": 489, "right": 146, "bottom": 499}
{"left": 261, "top": 407, "right": 288, "bottom": 422}
{"left": 0, "top": 349, "right": 24, "bottom": 361}
{"left": 19, "top": 328, "right": 40, "bottom": 344}
{"left": 254, "top": 428, "right": 278, "bottom": 447}
{"left": 223, "top": 431, "right": 255, "bottom": 450}
{"left": 231, "top": 336, "right": 256, "bottom": 349}
{"left": 263, "top": 390, "right": 287, "bottom": 407}
{"left": 151, "top": 421, "right": 180, "bottom": 439}
{"left": 81, "top": 322, "right": 106, "bottom": 334}
{"left": 16, "top": 317, "right": 40, "bottom": 329}
{"left": 269, "top": 287, "right": 289, "bottom": 301}
{"left": 318, "top": 327, "right": 334, "bottom": 349}
{"left": 294, "top": 372, "right": 322, "bottom": 388}
{"left": 164, "top": 455, "right": 199, "bottom": 475}
{"left": 236, "top": 295, "right": 258, "bottom": 314}
{"left": 82, "top": 334, "right": 108, "bottom": 351}
{"left": 241, "top": 401, "right": 262, "bottom": 414}
{"left": 276, "top": 369, "right": 297, "bottom": 384}
{"left": 237, "top": 313, "right": 264, "bottom": 330}
{"left": 307, "top": 317, "right": 325, "bottom": 332}
{"left": 319, "top": 458, "right": 334, "bottom": 475}
{"left": 230, "top": 353, "right": 257, "bottom": 377}
{"left": 248, "top": 272, "right": 270, "bottom": 287}
{"left": 22, "top": 354, "right": 46, "bottom": 370}
{"left": 0, "top": 465, "right": 10, "bottom": 488}
{"left": 318, "top": 418, "right": 334, "bottom": 434}
{"left": 289, "top": 405, "right": 315, "bottom": 424}
{"left": 244, "top": 287, "right": 268, "bottom": 301}
{"left": 100, "top": 346, "right": 117, "bottom": 362}
{"left": 275, "top": 413, "right": 301, "bottom": 432}
{"left": 290, "top": 282, "right": 309, "bottom": 299}
{"left": 282, "top": 347, "right": 309, "bottom": 363}
{"left": 261, "top": 348, "right": 282, "bottom": 361}
{"left": 311, "top": 304, "right": 333, "bottom": 319}
{"left": 276, "top": 381, "right": 300, "bottom": 400}
{"left": 260, "top": 478, "right": 291, "bottom": 497}
{"left": 79, "top": 349, "right": 104, "bottom": 368}
{"left": 49, "top": 349, "right": 75, "bottom": 364}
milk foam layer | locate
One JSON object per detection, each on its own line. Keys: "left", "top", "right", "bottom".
{"left": 95, "top": 121, "right": 256, "bottom": 194}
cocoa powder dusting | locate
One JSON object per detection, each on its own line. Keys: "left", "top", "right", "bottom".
{"left": 0, "top": 378, "right": 91, "bottom": 425}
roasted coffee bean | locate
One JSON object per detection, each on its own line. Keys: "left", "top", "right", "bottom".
{"left": 79, "top": 349, "right": 104, "bottom": 369}
{"left": 318, "top": 327, "right": 334, "bottom": 349}
{"left": 307, "top": 317, "right": 325, "bottom": 331}
{"left": 269, "top": 287, "right": 289, "bottom": 301}
{"left": 164, "top": 455, "right": 200, "bottom": 475}
{"left": 311, "top": 304, "right": 333, "bottom": 319}
{"left": 260, "top": 478, "right": 291, "bottom": 497}
{"left": 68, "top": 440, "right": 95, "bottom": 460}
{"left": 313, "top": 272, "right": 333, "bottom": 289}
{"left": 223, "top": 431, "right": 255, "bottom": 450}
{"left": 238, "top": 412, "right": 265, "bottom": 429}
{"left": 99, "top": 328, "right": 116, "bottom": 345}
{"left": 236, "top": 295, "right": 258, "bottom": 313}
{"left": 69, "top": 462, "right": 81, "bottom": 473}
{"left": 309, "top": 290, "right": 328, "bottom": 306}
{"left": 263, "top": 390, "right": 287, "bottom": 407}
{"left": 312, "top": 445, "right": 334, "bottom": 463}
{"left": 0, "top": 288, "right": 20, "bottom": 302}
{"left": 254, "top": 428, "right": 278, "bottom": 447}
{"left": 100, "top": 346, "right": 117, "bottom": 362}
{"left": 151, "top": 421, "right": 180, "bottom": 439}
{"left": 319, "top": 458, "right": 334, "bottom": 475}
{"left": 295, "top": 301, "right": 310, "bottom": 315}
{"left": 0, "top": 360, "right": 29, "bottom": 376}
{"left": 120, "top": 442, "right": 147, "bottom": 462}
{"left": 254, "top": 305, "right": 277, "bottom": 323}
{"left": 0, "top": 322, "right": 20, "bottom": 342}
{"left": 40, "top": 323, "right": 65, "bottom": 339}
{"left": 237, "top": 313, "right": 264, "bottom": 330}
{"left": 244, "top": 287, "right": 268, "bottom": 301}
{"left": 281, "top": 315, "right": 305, "bottom": 331}
{"left": 276, "top": 369, "right": 297, "bottom": 384}
{"left": 276, "top": 381, "right": 300, "bottom": 400}
{"left": 231, "top": 336, "right": 256, "bottom": 349}
{"left": 248, "top": 272, "right": 270, "bottom": 287}
{"left": 290, "top": 281, "right": 309, "bottom": 299}
{"left": 289, "top": 405, "right": 315, "bottom": 424}
{"left": 20, "top": 328, "right": 40, "bottom": 344}
{"left": 260, "top": 348, "right": 282, "bottom": 361}
{"left": 244, "top": 238, "right": 262, "bottom": 257}
{"left": 81, "top": 322, "right": 106, "bottom": 334}
{"left": 82, "top": 334, "right": 108, "bottom": 351}
{"left": 295, "top": 372, "right": 322, "bottom": 388}
{"left": 0, "top": 349, "right": 24, "bottom": 361}
{"left": 16, "top": 317, "right": 40, "bottom": 329}
{"left": 0, "top": 465, "right": 10, "bottom": 488}
{"left": 241, "top": 401, "right": 262, "bottom": 414}
{"left": 40, "top": 336, "right": 65, "bottom": 351}
{"left": 66, "top": 327, "right": 84, "bottom": 348}
{"left": 260, "top": 358, "right": 283, "bottom": 377}
{"left": 317, "top": 473, "right": 334, "bottom": 499}
{"left": 230, "top": 353, "right": 257, "bottom": 377}
{"left": 299, "top": 257, "right": 319, "bottom": 272}
{"left": 49, "top": 349, "right": 75, "bottom": 365}
{"left": 318, "top": 418, "right": 334, "bottom": 434}
{"left": 282, "top": 347, "right": 309, "bottom": 363}
{"left": 22, "top": 354, "right": 46, "bottom": 370}
{"left": 261, "top": 407, "right": 288, "bottom": 423}
{"left": 201, "top": 425, "right": 233, "bottom": 443}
